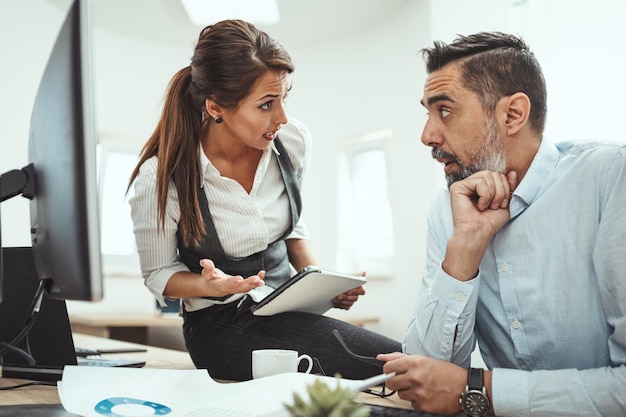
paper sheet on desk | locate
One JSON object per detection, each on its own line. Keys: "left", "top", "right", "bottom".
{"left": 58, "top": 366, "right": 394, "bottom": 417}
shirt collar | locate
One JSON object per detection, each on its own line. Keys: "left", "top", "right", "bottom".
{"left": 199, "top": 146, "right": 217, "bottom": 183}
{"left": 270, "top": 140, "right": 280, "bottom": 155}
{"left": 509, "top": 138, "right": 559, "bottom": 217}
{"left": 199, "top": 143, "right": 278, "bottom": 184}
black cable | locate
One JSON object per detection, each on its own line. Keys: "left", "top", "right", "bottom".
{"left": 0, "top": 279, "right": 46, "bottom": 363}
{"left": 0, "top": 341, "right": 36, "bottom": 365}
{"left": 0, "top": 380, "right": 56, "bottom": 390}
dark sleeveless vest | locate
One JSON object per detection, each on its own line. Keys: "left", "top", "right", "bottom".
{"left": 177, "top": 138, "right": 302, "bottom": 301}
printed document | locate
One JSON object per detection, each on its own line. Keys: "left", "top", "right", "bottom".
{"left": 58, "top": 366, "right": 393, "bottom": 417}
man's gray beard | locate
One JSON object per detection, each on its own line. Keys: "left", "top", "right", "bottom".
{"left": 445, "top": 116, "right": 507, "bottom": 187}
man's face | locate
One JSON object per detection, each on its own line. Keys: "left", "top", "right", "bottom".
{"left": 420, "top": 64, "right": 507, "bottom": 187}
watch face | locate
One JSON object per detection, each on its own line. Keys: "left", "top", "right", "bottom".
{"left": 461, "top": 390, "right": 490, "bottom": 416}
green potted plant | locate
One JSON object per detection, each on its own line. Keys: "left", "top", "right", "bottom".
{"left": 284, "top": 377, "right": 370, "bottom": 417}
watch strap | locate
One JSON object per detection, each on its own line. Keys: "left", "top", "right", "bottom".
{"left": 467, "top": 367, "right": 484, "bottom": 391}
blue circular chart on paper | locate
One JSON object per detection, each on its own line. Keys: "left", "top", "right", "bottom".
{"left": 94, "top": 397, "right": 172, "bottom": 416}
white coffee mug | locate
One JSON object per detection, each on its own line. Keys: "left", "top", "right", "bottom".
{"left": 252, "top": 349, "right": 313, "bottom": 379}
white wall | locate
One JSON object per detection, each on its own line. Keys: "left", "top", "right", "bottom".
{"left": 428, "top": 0, "right": 626, "bottom": 144}
{"left": 283, "top": 0, "right": 434, "bottom": 339}
{"left": 2, "top": 0, "right": 625, "bottom": 347}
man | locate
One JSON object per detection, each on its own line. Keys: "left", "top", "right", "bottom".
{"left": 378, "top": 32, "right": 626, "bottom": 416}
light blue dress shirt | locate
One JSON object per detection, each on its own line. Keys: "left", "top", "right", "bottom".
{"left": 404, "top": 139, "right": 626, "bottom": 416}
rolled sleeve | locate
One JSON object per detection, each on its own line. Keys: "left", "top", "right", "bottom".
{"left": 147, "top": 262, "right": 190, "bottom": 306}
{"left": 404, "top": 263, "right": 479, "bottom": 365}
{"left": 286, "top": 216, "right": 309, "bottom": 240}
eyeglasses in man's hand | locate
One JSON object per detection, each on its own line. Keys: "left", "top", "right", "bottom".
{"left": 332, "top": 329, "right": 397, "bottom": 398}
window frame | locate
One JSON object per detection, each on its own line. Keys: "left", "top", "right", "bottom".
{"left": 96, "top": 134, "right": 142, "bottom": 277}
{"left": 337, "top": 129, "right": 395, "bottom": 280}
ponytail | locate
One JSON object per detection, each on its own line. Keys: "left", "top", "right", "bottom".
{"left": 128, "top": 66, "right": 206, "bottom": 247}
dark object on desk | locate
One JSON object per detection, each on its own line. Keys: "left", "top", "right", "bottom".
{"left": 75, "top": 347, "right": 148, "bottom": 357}
{"left": 0, "top": 404, "right": 79, "bottom": 417}
{"left": 368, "top": 404, "right": 449, "bottom": 416}
{"left": 0, "top": 248, "right": 145, "bottom": 382}
{"left": 76, "top": 357, "right": 146, "bottom": 367}
{"left": 74, "top": 347, "right": 100, "bottom": 357}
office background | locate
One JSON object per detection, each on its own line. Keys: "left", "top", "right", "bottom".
{"left": 1, "top": 0, "right": 625, "bottom": 352}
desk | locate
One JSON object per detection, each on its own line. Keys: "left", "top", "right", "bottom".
{"left": 0, "top": 333, "right": 412, "bottom": 412}
{"left": 69, "top": 312, "right": 380, "bottom": 345}
{"left": 0, "top": 334, "right": 195, "bottom": 406}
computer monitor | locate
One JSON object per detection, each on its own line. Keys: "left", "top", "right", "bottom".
{"left": 0, "top": 0, "right": 102, "bottom": 379}
{"left": 0, "top": 0, "right": 102, "bottom": 303}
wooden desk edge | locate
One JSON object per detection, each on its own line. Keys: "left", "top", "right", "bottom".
{"left": 68, "top": 313, "right": 378, "bottom": 328}
{"left": 68, "top": 313, "right": 183, "bottom": 328}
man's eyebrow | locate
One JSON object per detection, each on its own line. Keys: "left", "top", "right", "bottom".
{"left": 420, "top": 93, "right": 456, "bottom": 108}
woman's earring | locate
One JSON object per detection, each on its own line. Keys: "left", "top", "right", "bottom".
{"left": 215, "top": 116, "right": 223, "bottom": 124}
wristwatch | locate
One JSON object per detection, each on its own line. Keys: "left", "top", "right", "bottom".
{"left": 459, "top": 367, "right": 490, "bottom": 417}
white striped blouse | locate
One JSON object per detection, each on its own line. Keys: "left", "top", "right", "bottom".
{"left": 129, "top": 117, "right": 312, "bottom": 311}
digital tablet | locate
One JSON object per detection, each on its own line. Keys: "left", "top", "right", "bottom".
{"left": 250, "top": 265, "right": 366, "bottom": 316}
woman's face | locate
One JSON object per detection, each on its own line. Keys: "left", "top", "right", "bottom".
{"left": 221, "top": 69, "right": 291, "bottom": 151}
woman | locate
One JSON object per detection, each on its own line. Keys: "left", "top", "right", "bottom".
{"left": 128, "top": 19, "right": 400, "bottom": 381}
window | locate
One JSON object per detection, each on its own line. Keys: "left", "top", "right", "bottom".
{"left": 96, "top": 136, "right": 141, "bottom": 276}
{"left": 337, "top": 130, "right": 395, "bottom": 279}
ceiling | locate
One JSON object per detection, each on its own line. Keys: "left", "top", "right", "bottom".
{"left": 49, "top": 0, "right": 413, "bottom": 49}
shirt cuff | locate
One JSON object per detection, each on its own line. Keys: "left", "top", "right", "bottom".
{"left": 492, "top": 368, "right": 529, "bottom": 417}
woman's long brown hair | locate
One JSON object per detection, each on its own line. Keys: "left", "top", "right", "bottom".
{"left": 128, "top": 20, "right": 294, "bottom": 248}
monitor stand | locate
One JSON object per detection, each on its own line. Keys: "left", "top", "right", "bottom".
{"left": 0, "top": 247, "right": 77, "bottom": 381}
{"left": 0, "top": 164, "right": 36, "bottom": 304}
